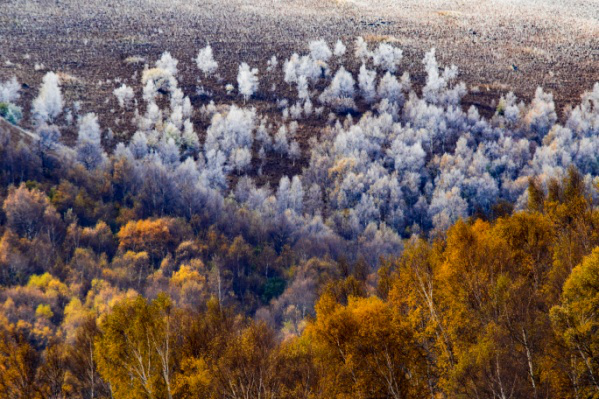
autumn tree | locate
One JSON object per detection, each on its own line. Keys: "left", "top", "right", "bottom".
{"left": 64, "top": 316, "right": 111, "bottom": 399}
{"left": 95, "top": 294, "right": 180, "bottom": 399}
{"left": 551, "top": 247, "right": 599, "bottom": 397}
{"left": 544, "top": 167, "right": 598, "bottom": 303}
{"left": 0, "top": 318, "right": 43, "bottom": 398}
{"left": 213, "top": 321, "right": 282, "bottom": 398}
{"left": 307, "top": 293, "right": 427, "bottom": 399}
{"left": 117, "top": 218, "right": 184, "bottom": 265}
{"left": 387, "top": 238, "right": 449, "bottom": 397}
{"left": 3, "top": 183, "right": 62, "bottom": 242}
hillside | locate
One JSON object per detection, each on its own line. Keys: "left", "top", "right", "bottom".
{"left": 0, "top": 1, "right": 599, "bottom": 398}
{"left": 1, "top": 0, "right": 597, "bottom": 135}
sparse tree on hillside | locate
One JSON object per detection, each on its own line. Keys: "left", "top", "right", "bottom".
{"left": 237, "top": 63, "right": 259, "bottom": 101}
{"left": 377, "top": 72, "right": 404, "bottom": 105}
{"left": 358, "top": 64, "right": 377, "bottom": 104}
{"left": 266, "top": 55, "right": 278, "bottom": 72}
{"left": 0, "top": 76, "right": 20, "bottom": 104}
{"left": 156, "top": 51, "right": 178, "bottom": 76}
{"left": 113, "top": 84, "right": 134, "bottom": 108}
{"left": 334, "top": 40, "right": 346, "bottom": 57}
{"left": 196, "top": 44, "right": 219, "bottom": 77}
{"left": 76, "top": 113, "right": 106, "bottom": 170}
{"left": 372, "top": 42, "right": 403, "bottom": 72}
{"left": 319, "top": 67, "right": 355, "bottom": 111}
{"left": 204, "top": 105, "right": 255, "bottom": 174}
{"left": 274, "top": 125, "right": 289, "bottom": 157}
{"left": 289, "top": 141, "right": 301, "bottom": 165}
{"left": 32, "top": 72, "right": 63, "bottom": 123}
{"left": 354, "top": 36, "right": 371, "bottom": 62}
{"left": 309, "top": 39, "right": 332, "bottom": 62}
{"left": 422, "top": 48, "right": 466, "bottom": 106}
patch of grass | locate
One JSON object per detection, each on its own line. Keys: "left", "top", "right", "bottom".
{"left": 124, "top": 55, "right": 146, "bottom": 65}
{"left": 363, "top": 34, "right": 401, "bottom": 44}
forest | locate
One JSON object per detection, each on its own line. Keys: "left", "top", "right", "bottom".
{"left": 0, "top": 35, "right": 598, "bottom": 398}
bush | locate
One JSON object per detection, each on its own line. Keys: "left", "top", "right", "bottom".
{"left": 0, "top": 102, "right": 23, "bottom": 125}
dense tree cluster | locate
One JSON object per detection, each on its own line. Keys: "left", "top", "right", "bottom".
{"left": 0, "top": 35, "right": 599, "bottom": 398}
{"left": 6, "top": 38, "right": 599, "bottom": 244}
{"left": 0, "top": 161, "right": 597, "bottom": 398}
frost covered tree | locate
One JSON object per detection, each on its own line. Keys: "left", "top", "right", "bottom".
{"left": 0, "top": 76, "right": 20, "bottom": 103}
{"left": 113, "top": 84, "right": 134, "bottom": 108}
{"left": 32, "top": 72, "right": 63, "bottom": 123}
{"left": 354, "top": 36, "right": 371, "bottom": 62}
{"left": 289, "top": 176, "right": 304, "bottom": 214}
{"left": 174, "top": 157, "right": 205, "bottom": 218}
{"left": 524, "top": 87, "right": 557, "bottom": 139}
{"left": 136, "top": 153, "right": 178, "bottom": 215}
{"left": 289, "top": 141, "right": 301, "bottom": 165}
{"left": 37, "top": 124, "right": 61, "bottom": 153}
{"left": 358, "top": 222, "right": 404, "bottom": 266}
{"left": 377, "top": 72, "right": 404, "bottom": 104}
{"left": 162, "top": 121, "right": 182, "bottom": 149}
{"left": 203, "top": 149, "right": 228, "bottom": 190}
{"left": 36, "top": 124, "right": 61, "bottom": 169}
{"left": 169, "top": 106, "right": 184, "bottom": 131}
{"left": 142, "top": 102, "right": 163, "bottom": 132}
{"left": 422, "top": 48, "right": 466, "bottom": 106}
{"left": 129, "top": 131, "right": 149, "bottom": 159}
{"left": 309, "top": 39, "right": 332, "bottom": 62}
{"left": 290, "top": 103, "right": 303, "bottom": 120}
{"left": 76, "top": 113, "right": 106, "bottom": 170}
{"left": 358, "top": 64, "right": 377, "bottom": 104}
{"left": 142, "top": 65, "right": 177, "bottom": 97}
{"left": 196, "top": 44, "right": 218, "bottom": 77}
{"left": 304, "top": 184, "right": 324, "bottom": 217}
{"left": 388, "top": 139, "right": 426, "bottom": 174}
{"left": 266, "top": 56, "right": 278, "bottom": 72}
{"left": 495, "top": 92, "right": 523, "bottom": 127}
{"left": 283, "top": 54, "right": 301, "bottom": 85}
{"left": 237, "top": 63, "right": 259, "bottom": 101}
{"left": 78, "top": 113, "right": 101, "bottom": 144}
{"left": 232, "top": 148, "right": 252, "bottom": 174}
{"left": 0, "top": 100, "right": 22, "bottom": 125}
{"left": 319, "top": 67, "right": 356, "bottom": 111}
{"left": 204, "top": 105, "right": 256, "bottom": 173}
{"left": 304, "top": 98, "right": 314, "bottom": 116}
{"left": 429, "top": 186, "right": 468, "bottom": 231}
{"left": 156, "top": 51, "right": 178, "bottom": 76}
{"left": 334, "top": 40, "right": 346, "bottom": 57}
{"left": 567, "top": 82, "right": 599, "bottom": 136}
{"left": 274, "top": 125, "right": 289, "bottom": 157}
{"left": 284, "top": 53, "right": 323, "bottom": 87}
{"left": 142, "top": 79, "right": 158, "bottom": 105}
{"left": 372, "top": 43, "right": 403, "bottom": 73}
{"left": 297, "top": 75, "right": 310, "bottom": 100}
{"left": 256, "top": 120, "right": 272, "bottom": 150}
{"left": 181, "top": 119, "right": 200, "bottom": 156}
{"left": 276, "top": 176, "right": 294, "bottom": 213}
{"left": 157, "top": 137, "right": 181, "bottom": 166}
{"left": 354, "top": 194, "right": 381, "bottom": 229}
